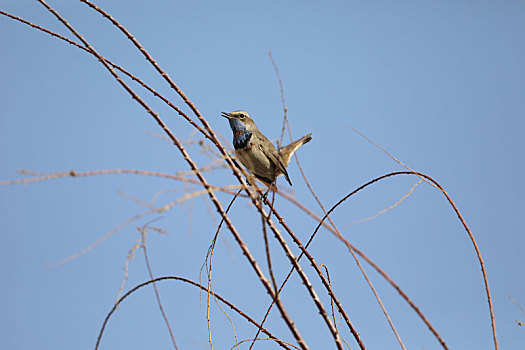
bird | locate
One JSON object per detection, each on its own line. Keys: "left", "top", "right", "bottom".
{"left": 222, "top": 110, "right": 312, "bottom": 190}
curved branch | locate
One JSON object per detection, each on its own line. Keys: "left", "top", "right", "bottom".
{"left": 309, "top": 171, "right": 495, "bottom": 349}
{"left": 95, "top": 276, "right": 292, "bottom": 350}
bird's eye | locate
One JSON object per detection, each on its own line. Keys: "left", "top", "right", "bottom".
{"left": 239, "top": 113, "right": 245, "bottom": 119}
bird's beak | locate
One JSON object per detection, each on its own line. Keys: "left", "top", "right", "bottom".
{"left": 221, "top": 112, "right": 231, "bottom": 119}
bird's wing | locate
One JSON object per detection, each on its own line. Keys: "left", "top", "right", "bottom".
{"left": 257, "top": 135, "right": 292, "bottom": 186}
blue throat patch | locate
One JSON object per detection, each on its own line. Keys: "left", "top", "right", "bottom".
{"left": 233, "top": 131, "right": 252, "bottom": 150}
{"left": 229, "top": 118, "right": 252, "bottom": 150}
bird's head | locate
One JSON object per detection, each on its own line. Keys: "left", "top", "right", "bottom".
{"left": 221, "top": 110, "right": 257, "bottom": 133}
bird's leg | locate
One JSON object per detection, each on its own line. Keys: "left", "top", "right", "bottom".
{"left": 244, "top": 175, "right": 269, "bottom": 204}
{"left": 261, "top": 181, "right": 277, "bottom": 205}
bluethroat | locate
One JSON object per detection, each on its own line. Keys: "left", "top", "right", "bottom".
{"left": 222, "top": 110, "right": 312, "bottom": 189}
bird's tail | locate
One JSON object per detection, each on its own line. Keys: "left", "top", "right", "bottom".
{"left": 279, "top": 133, "right": 312, "bottom": 166}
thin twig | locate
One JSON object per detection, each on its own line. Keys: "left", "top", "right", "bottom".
{"left": 509, "top": 295, "right": 525, "bottom": 314}
{"left": 508, "top": 296, "right": 525, "bottom": 327}
{"left": 320, "top": 265, "right": 339, "bottom": 337}
{"left": 201, "top": 190, "right": 243, "bottom": 350}
{"left": 231, "top": 338, "right": 300, "bottom": 350}
{"left": 268, "top": 50, "right": 288, "bottom": 148}
{"left": 348, "top": 127, "right": 439, "bottom": 191}
{"left": 116, "top": 237, "right": 142, "bottom": 301}
{"left": 46, "top": 210, "right": 153, "bottom": 268}
{"left": 140, "top": 227, "right": 179, "bottom": 349}
{"left": 262, "top": 206, "right": 279, "bottom": 294}
{"left": 344, "top": 179, "right": 423, "bottom": 228}
{"left": 1, "top": 168, "right": 243, "bottom": 197}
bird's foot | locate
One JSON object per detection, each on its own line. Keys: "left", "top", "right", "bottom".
{"left": 261, "top": 189, "right": 271, "bottom": 205}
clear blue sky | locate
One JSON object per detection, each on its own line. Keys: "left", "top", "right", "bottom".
{"left": 1, "top": 1, "right": 524, "bottom": 349}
